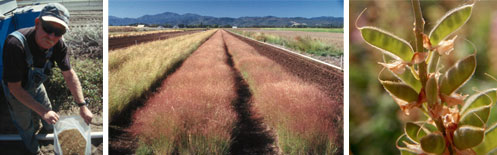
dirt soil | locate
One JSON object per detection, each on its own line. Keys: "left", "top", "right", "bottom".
{"left": 109, "top": 30, "right": 204, "bottom": 51}
{"left": 110, "top": 29, "right": 342, "bottom": 154}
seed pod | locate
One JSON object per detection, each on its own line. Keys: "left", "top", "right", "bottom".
{"left": 453, "top": 126, "right": 485, "bottom": 150}
{"left": 425, "top": 75, "right": 438, "bottom": 106}
{"left": 405, "top": 122, "right": 428, "bottom": 143}
{"left": 381, "top": 81, "right": 419, "bottom": 103}
{"left": 473, "top": 124, "right": 497, "bottom": 155}
{"left": 439, "top": 55, "right": 476, "bottom": 95}
{"left": 461, "top": 88, "right": 497, "bottom": 114}
{"left": 359, "top": 26, "right": 414, "bottom": 62}
{"left": 459, "top": 105, "right": 491, "bottom": 128}
{"left": 379, "top": 62, "right": 422, "bottom": 93}
{"left": 429, "top": 4, "right": 473, "bottom": 46}
{"left": 420, "top": 132, "right": 446, "bottom": 154}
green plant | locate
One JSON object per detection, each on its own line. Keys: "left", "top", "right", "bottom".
{"left": 357, "top": 1, "right": 496, "bottom": 154}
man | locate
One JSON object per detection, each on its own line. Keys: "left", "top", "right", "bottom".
{"left": 1, "top": 3, "right": 93, "bottom": 153}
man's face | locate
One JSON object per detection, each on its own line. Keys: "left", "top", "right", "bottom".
{"left": 35, "top": 18, "right": 66, "bottom": 50}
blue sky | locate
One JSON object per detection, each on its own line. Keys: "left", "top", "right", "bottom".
{"left": 109, "top": 0, "right": 343, "bottom": 18}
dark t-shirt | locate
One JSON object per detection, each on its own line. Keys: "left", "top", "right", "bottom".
{"left": 2, "top": 27, "right": 71, "bottom": 85}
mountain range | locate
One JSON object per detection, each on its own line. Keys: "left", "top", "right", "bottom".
{"left": 109, "top": 12, "right": 343, "bottom": 27}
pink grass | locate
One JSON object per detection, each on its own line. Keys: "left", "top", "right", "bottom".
{"left": 130, "top": 31, "right": 237, "bottom": 154}
{"left": 222, "top": 30, "right": 342, "bottom": 154}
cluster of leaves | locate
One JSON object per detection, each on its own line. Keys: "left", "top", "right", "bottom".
{"left": 358, "top": 2, "right": 497, "bottom": 154}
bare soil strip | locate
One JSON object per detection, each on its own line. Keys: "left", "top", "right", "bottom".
{"left": 109, "top": 30, "right": 203, "bottom": 51}
{"left": 227, "top": 30, "right": 343, "bottom": 102}
{"left": 223, "top": 32, "right": 279, "bottom": 154}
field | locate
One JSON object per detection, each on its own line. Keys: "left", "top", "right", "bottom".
{"left": 230, "top": 28, "right": 343, "bottom": 68}
{"left": 109, "top": 26, "right": 183, "bottom": 38}
{"left": 262, "top": 28, "right": 344, "bottom": 33}
{"left": 109, "top": 29, "right": 343, "bottom": 154}
{"left": 109, "top": 28, "right": 205, "bottom": 50}
{"left": 108, "top": 30, "right": 216, "bottom": 123}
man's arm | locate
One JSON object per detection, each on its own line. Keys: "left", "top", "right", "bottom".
{"left": 62, "top": 69, "right": 93, "bottom": 124}
{"left": 7, "top": 82, "right": 59, "bottom": 124}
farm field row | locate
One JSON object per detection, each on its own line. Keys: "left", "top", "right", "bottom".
{"left": 109, "top": 28, "right": 182, "bottom": 38}
{"left": 111, "top": 29, "right": 343, "bottom": 154}
{"left": 109, "top": 29, "right": 205, "bottom": 50}
{"left": 108, "top": 29, "right": 217, "bottom": 123}
{"left": 230, "top": 28, "right": 343, "bottom": 68}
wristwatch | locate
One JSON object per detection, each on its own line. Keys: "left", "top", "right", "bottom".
{"left": 76, "top": 99, "right": 89, "bottom": 107}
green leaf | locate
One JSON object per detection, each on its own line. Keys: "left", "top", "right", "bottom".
{"left": 474, "top": 124, "right": 497, "bottom": 155}
{"left": 405, "top": 122, "right": 428, "bottom": 143}
{"left": 420, "top": 132, "right": 446, "bottom": 154}
{"left": 381, "top": 81, "right": 419, "bottom": 103}
{"left": 453, "top": 126, "right": 485, "bottom": 150}
{"left": 462, "top": 88, "right": 497, "bottom": 114}
{"left": 439, "top": 55, "right": 476, "bottom": 95}
{"left": 426, "top": 75, "right": 438, "bottom": 106}
{"left": 429, "top": 4, "right": 473, "bottom": 46}
{"left": 359, "top": 26, "right": 414, "bottom": 62}
{"left": 459, "top": 105, "right": 491, "bottom": 128}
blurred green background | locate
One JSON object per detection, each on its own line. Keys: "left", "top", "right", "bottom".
{"left": 349, "top": 0, "right": 497, "bottom": 154}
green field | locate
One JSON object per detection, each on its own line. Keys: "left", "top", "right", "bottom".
{"left": 262, "top": 28, "right": 343, "bottom": 33}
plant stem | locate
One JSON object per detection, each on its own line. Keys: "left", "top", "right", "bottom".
{"left": 411, "top": 0, "right": 453, "bottom": 154}
{"left": 411, "top": 0, "right": 428, "bottom": 87}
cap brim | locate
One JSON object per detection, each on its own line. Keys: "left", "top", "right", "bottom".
{"left": 41, "top": 16, "right": 69, "bottom": 30}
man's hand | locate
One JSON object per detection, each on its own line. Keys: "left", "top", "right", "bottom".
{"left": 42, "top": 110, "right": 59, "bottom": 124}
{"left": 79, "top": 106, "right": 93, "bottom": 125}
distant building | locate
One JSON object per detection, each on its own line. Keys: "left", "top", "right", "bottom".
{"left": 173, "top": 25, "right": 179, "bottom": 29}
{"left": 232, "top": 26, "right": 238, "bottom": 29}
{"left": 137, "top": 24, "right": 145, "bottom": 28}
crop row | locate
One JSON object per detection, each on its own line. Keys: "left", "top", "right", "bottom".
{"left": 109, "top": 29, "right": 182, "bottom": 39}
{"left": 129, "top": 30, "right": 237, "bottom": 154}
{"left": 222, "top": 30, "right": 342, "bottom": 154}
{"left": 108, "top": 29, "right": 217, "bottom": 122}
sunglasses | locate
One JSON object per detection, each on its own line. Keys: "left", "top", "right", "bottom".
{"left": 40, "top": 19, "right": 66, "bottom": 37}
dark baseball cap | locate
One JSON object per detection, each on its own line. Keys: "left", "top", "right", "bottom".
{"left": 39, "top": 3, "right": 70, "bottom": 30}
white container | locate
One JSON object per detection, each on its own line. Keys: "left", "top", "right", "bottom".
{"left": 53, "top": 116, "right": 91, "bottom": 155}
